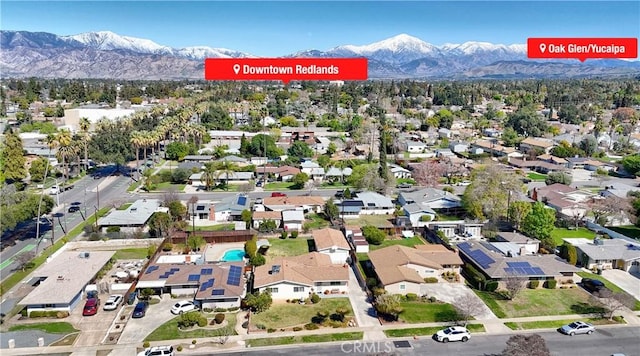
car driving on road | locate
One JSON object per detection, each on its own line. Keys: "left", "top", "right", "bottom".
{"left": 559, "top": 321, "right": 595, "bottom": 336}
{"left": 434, "top": 326, "right": 471, "bottom": 343}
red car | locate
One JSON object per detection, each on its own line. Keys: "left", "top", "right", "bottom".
{"left": 271, "top": 192, "right": 287, "bottom": 197}
{"left": 83, "top": 298, "right": 100, "bottom": 316}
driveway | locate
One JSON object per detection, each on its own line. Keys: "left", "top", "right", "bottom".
{"left": 64, "top": 292, "right": 117, "bottom": 347}
{"left": 419, "top": 283, "right": 497, "bottom": 320}
{"left": 117, "top": 296, "right": 178, "bottom": 344}
{"left": 347, "top": 265, "right": 379, "bottom": 327}
{"left": 601, "top": 269, "right": 640, "bottom": 300}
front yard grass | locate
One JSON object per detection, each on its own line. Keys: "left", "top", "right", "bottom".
{"left": 251, "top": 298, "right": 353, "bottom": 329}
{"left": 154, "top": 182, "right": 185, "bottom": 192}
{"left": 304, "top": 213, "right": 330, "bottom": 230}
{"left": 504, "top": 317, "right": 624, "bottom": 330}
{"left": 527, "top": 172, "right": 547, "bottom": 181}
{"left": 398, "top": 302, "right": 459, "bottom": 323}
{"left": 246, "top": 332, "right": 363, "bottom": 347}
{"left": 577, "top": 272, "right": 640, "bottom": 310}
{"left": 144, "top": 312, "right": 237, "bottom": 341}
{"left": 113, "top": 248, "right": 148, "bottom": 260}
{"left": 473, "top": 288, "right": 604, "bottom": 318}
{"left": 9, "top": 322, "right": 78, "bottom": 333}
{"left": 606, "top": 225, "right": 640, "bottom": 239}
{"left": 346, "top": 214, "right": 394, "bottom": 228}
{"left": 265, "top": 182, "right": 295, "bottom": 191}
{"left": 262, "top": 238, "right": 311, "bottom": 261}
{"left": 384, "top": 324, "right": 485, "bottom": 337}
{"left": 550, "top": 227, "right": 596, "bottom": 246}
{"left": 370, "top": 236, "right": 426, "bottom": 251}
{"left": 195, "top": 224, "right": 235, "bottom": 231}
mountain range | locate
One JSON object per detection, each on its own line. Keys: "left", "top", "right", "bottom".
{"left": 1, "top": 30, "right": 638, "bottom": 80}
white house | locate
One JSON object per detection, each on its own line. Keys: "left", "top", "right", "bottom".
{"left": 353, "top": 191, "right": 395, "bottom": 215}
{"left": 282, "top": 209, "right": 305, "bottom": 232}
{"left": 388, "top": 163, "right": 412, "bottom": 180}
{"left": 564, "top": 238, "right": 640, "bottom": 272}
{"left": 405, "top": 141, "right": 427, "bottom": 153}
{"left": 253, "top": 253, "right": 349, "bottom": 300}
{"left": 313, "top": 228, "right": 351, "bottom": 264}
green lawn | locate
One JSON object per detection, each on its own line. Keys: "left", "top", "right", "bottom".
{"left": 145, "top": 312, "right": 237, "bottom": 341}
{"left": 369, "top": 236, "right": 426, "bottom": 251}
{"left": 117, "top": 203, "right": 132, "bottom": 210}
{"left": 504, "top": 317, "right": 623, "bottom": 330}
{"left": 320, "top": 182, "right": 350, "bottom": 189}
{"left": 304, "top": 213, "right": 330, "bottom": 230}
{"left": 606, "top": 225, "right": 640, "bottom": 239}
{"left": 251, "top": 298, "right": 353, "bottom": 329}
{"left": 436, "top": 214, "right": 467, "bottom": 221}
{"left": 577, "top": 272, "right": 640, "bottom": 310}
{"left": 9, "top": 322, "right": 78, "bottom": 333}
{"left": 195, "top": 224, "right": 235, "bottom": 231}
{"left": 347, "top": 215, "right": 394, "bottom": 228}
{"left": 473, "top": 288, "right": 603, "bottom": 319}
{"left": 550, "top": 227, "right": 596, "bottom": 246}
{"left": 127, "top": 181, "right": 140, "bottom": 192}
{"left": 384, "top": 324, "right": 485, "bottom": 337}
{"left": 114, "top": 248, "right": 149, "bottom": 260}
{"left": 263, "top": 238, "right": 311, "bottom": 261}
{"left": 265, "top": 182, "right": 296, "bottom": 191}
{"left": 398, "top": 302, "right": 459, "bottom": 323}
{"left": 527, "top": 172, "right": 547, "bottom": 181}
{"left": 154, "top": 182, "right": 185, "bottom": 192}
{"left": 247, "top": 332, "right": 363, "bottom": 347}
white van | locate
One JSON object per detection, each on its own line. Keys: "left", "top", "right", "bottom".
{"left": 49, "top": 185, "right": 60, "bottom": 195}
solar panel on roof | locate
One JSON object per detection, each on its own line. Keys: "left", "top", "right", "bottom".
{"left": 201, "top": 268, "right": 213, "bottom": 275}
{"left": 507, "top": 262, "right": 531, "bottom": 268}
{"left": 145, "top": 265, "right": 159, "bottom": 274}
{"left": 170, "top": 268, "right": 180, "bottom": 272}
{"left": 531, "top": 267, "right": 545, "bottom": 275}
{"left": 227, "top": 265, "right": 242, "bottom": 286}
{"left": 188, "top": 274, "right": 200, "bottom": 282}
{"left": 504, "top": 268, "right": 514, "bottom": 274}
{"left": 159, "top": 273, "right": 170, "bottom": 279}
{"left": 211, "top": 289, "right": 225, "bottom": 296}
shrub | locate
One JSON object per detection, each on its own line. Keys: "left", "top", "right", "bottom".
{"left": 178, "top": 311, "right": 204, "bottom": 328}
{"left": 162, "top": 243, "right": 173, "bottom": 251}
{"left": 462, "top": 263, "right": 486, "bottom": 290}
{"left": 293, "top": 326, "right": 302, "bottom": 331}
{"left": 485, "top": 280, "right": 499, "bottom": 292}
{"left": 203, "top": 308, "right": 213, "bottom": 313}
{"left": 366, "top": 277, "right": 378, "bottom": 288}
{"left": 192, "top": 340, "right": 197, "bottom": 345}
{"left": 304, "top": 323, "right": 319, "bottom": 330}
{"left": 290, "top": 231, "right": 299, "bottom": 238}
{"left": 56, "top": 311, "right": 69, "bottom": 318}
{"left": 214, "top": 313, "right": 225, "bottom": 324}
{"left": 544, "top": 280, "right": 557, "bottom": 289}
{"left": 177, "top": 345, "right": 183, "bottom": 352}
{"left": 256, "top": 324, "right": 266, "bottom": 330}
{"left": 228, "top": 307, "right": 239, "bottom": 312}
{"left": 267, "top": 328, "right": 276, "bottom": 333}
{"left": 423, "top": 277, "right": 438, "bottom": 283}
{"left": 197, "top": 317, "right": 207, "bottom": 327}
{"left": 280, "top": 231, "right": 288, "bottom": 239}
{"left": 405, "top": 293, "right": 418, "bottom": 301}
{"left": 362, "top": 225, "right": 385, "bottom": 245}
{"left": 214, "top": 308, "right": 226, "bottom": 312}
{"left": 310, "top": 293, "right": 321, "bottom": 304}
{"left": 428, "top": 296, "right": 437, "bottom": 303}
{"left": 143, "top": 341, "right": 150, "bottom": 348}
{"left": 372, "top": 287, "right": 386, "bottom": 296}
{"left": 529, "top": 280, "right": 539, "bottom": 289}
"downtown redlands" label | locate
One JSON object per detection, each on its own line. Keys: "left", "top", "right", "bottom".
{"left": 527, "top": 38, "right": 638, "bottom": 62}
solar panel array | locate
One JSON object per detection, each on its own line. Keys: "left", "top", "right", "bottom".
{"left": 199, "top": 278, "right": 215, "bottom": 292}
{"left": 504, "top": 267, "right": 545, "bottom": 276}
{"left": 507, "top": 262, "right": 531, "bottom": 268}
{"left": 159, "top": 267, "right": 181, "bottom": 279}
{"left": 227, "top": 265, "right": 242, "bottom": 286}
{"left": 188, "top": 274, "right": 201, "bottom": 282}
{"left": 467, "top": 249, "right": 495, "bottom": 269}
{"left": 211, "top": 289, "right": 225, "bottom": 296}
{"left": 145, "top": 265, "right": 159, "bottom": 274}
{"left": 201, "top": 268, "right": 213, "bottom": 275}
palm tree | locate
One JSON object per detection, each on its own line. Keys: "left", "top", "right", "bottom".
{"left": 215, "top": 160, "right": 239, "bottom": 191}
{"left": 202, "top": 162, "right": 217, "bottom": 191}
{"left": 79, "top": 117, "right": 91, "bottom": 172}
{"left": 130, "top": 131, "right": 143, "bottom": 177}
{"left": 55, "top": 130, "right": 73, "bottom": 183}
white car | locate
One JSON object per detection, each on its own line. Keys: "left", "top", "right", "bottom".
{"left": 103, "top": 295, "right": 123, "bottom": 311}
{"left": 171, "top": 300, "right": 197, "bottom": 314}
{"left": 559, "top": 321, "right": 595, "bottom": 336}
{"left": 137, "top": 345, "right": 174, "bottom": 356}
{"left": 434, "top": 326, "right": 471, "bottom": 343}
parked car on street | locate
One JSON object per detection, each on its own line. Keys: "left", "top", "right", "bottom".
{"left": 137, "top": 345, "right": 175, "bottom": 356}
{"left": 132, "top": 301, "right": 149, "bottom": 318}
{"left": 82, "top": 298, "right": 100, "bottom": 316}
{"left": 171, "top": 300, "right": 197, "bottom": 314}
{"left": 271, "top": 192, "right": 287, "bottom": 197}
{"left": 581, "top": 278, "right": 607, "bottom": 294}
{"left": 559, "top": 321, "right": 595, "bottom": 336}
{"left": 68, "top": 205, "right": 80, "bottom": 213}
{"left": 433, "top": 326, "right": 471, "bottom": 343}
{"left": 103, "top": 295, "right": 123, "bottom": 311}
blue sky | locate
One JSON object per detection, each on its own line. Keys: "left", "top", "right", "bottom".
{"left": 2, "top": 1, "right": 639, "bottom": 56}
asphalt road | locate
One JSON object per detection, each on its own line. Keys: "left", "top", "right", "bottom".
{"left": 213, "top": 327, "right": 640, "bottom": 356}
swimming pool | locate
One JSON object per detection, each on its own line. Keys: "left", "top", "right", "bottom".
{"left": 221, "top": 249, "right": 245, "bottom": 262}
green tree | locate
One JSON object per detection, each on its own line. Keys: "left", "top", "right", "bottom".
{"left": 214, "top": 160, "right": 239, "bottom": 191}
{"left": 1, "top": 129, "right": 27, "bottom": 184}
{"left": 374, "top": 293, "right": 403, "bottom": 321}
{"left": 244, "top": 237, "right": 257, "bottom": 258}
{"left": 287, "top": 141, "right": 314, "bottom": 160}
{"left": 317, "top": 155, "right": 331, "bottom": 169}
{"left": 279, "top": 115, "right": 298, "bottom": 127}
{"left": 501, "top": 127, "right": 520, "bottom": 147}
{"left": 148, "top": 212, "right": 172, "bottom": 238}
{"left": 244, "top": 290, "right": 272, "bottom": 313}
{"left": 28, "top": 157, "right": 50, "bottom": 183}
{"left": 201, "top": 105, "right": 233, "bottom": 130}
{"left": 462, "top": 164, "right": 523, "bottom": 221}
{"left": 241, "top": 209, "right": 252, "bottom": 229}
{"left": 567, "top": 244, "right": 578, "bottom": 265}
{"left": 167, "top": 200, "right": 187, "bottom": 221}
{"left": 545, "top": 172, "right": 572, "bottom": 186}
{"left": 187, "top": 235, "right": 206, "bottom": 252}
{"left": 165, "top": 142, "right": 191, "bottom": 161}
{"left": 578, "top": 135, "right": 597, "bottom": 157}
{"left": 326, "top": 142, "right": 337, "bottom": 156}
{"left": 291, "top": 172, "right": 309, "bottom": 189}
{"left": 508, "top": 201, "right": 532, "bottom": 231}
{"left": 324, "top": 199, "right": 339, "bottom": 224}
{"left": 362, "top": 225, "right": 385, "bottom": 245}
{"left": 621, "top": 154, "right": 640, "bottom": 176}
{"left": 521, "top": 202, "right": 556, "bottom": 248}
{"left": 249, "top": 134, "right": 282, "bottom": 159}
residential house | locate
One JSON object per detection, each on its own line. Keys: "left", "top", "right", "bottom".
{"left": 405, "top": 141, "right": 427, "bottom": 153}
{"left": 398, "top": 188, "right": 462, "bottom": 210}
{"left": 300, "top": 161, "right": 325, "bottom": 181}
{"left": 563, "top": 238, "right": 640, "bottom": 272}
{"left": 353, "top": 191, "right": 395, "bottom": 215}
{"left": 368, "top": 245, "right": 463, "bottom": 294}
{"left": 428, "top": 222, "right": 484, "bottom": 240}
{"left": 214, "top": 171, "right": 254, "bottom": 185}
{"left": 483, "top": 128, "right": 502, "bottom": 138}
{"left": 313, "top": 137, "right": 332, "bottom": 154}
{"left": 250, "top": 157, "right": 268, "bottom": 166}
{"left": 213, "top": 195, "right": 251, "bottom": 222}
{"left": 495, "top": 232, "right": 540, "bottom": 255}
{"left": 508, "top": 158, "right": 567, "bottom": 174}
{"left": 336, "top": 200, "right": 365, "bottom": 219}
{"left": 251, "top": 211, "right": 282, "bottom": 230}
{"left": 256, "top": 165, "right": 300, "bottom": 181}
{"left": 188, "top": 200, "right": 216, "bottom": 221}
{"left": 449, "top": 141, "right": 469, "bottom": 154}
{"left": 253, "top": 253, "right": 349, "bottom": 300}
{"left": 324, "top": 167, "right": 353, "bottom": 183}
{"left": 519, "top": 137, "right": 555, "bottom": 155}
{"left": 536, "top": 154, "right": 568, "bottom": 168}
{"left": 388, "top": 163, "right": 412, "bottom": 180}
{"left": 472, "top": 140, "right": 523, "bottom": 158}
{"left": 438, "top": 128, "right": 452, "bottom": 139}
{"left": 262, "top": 196, "right": 325, "bottom": 214}
{"left": 313, "top": 228, "right": 351, "bottom": 264}
{"left": 216, "top": 155, "right": 250, "bottom": 166}
{"left": 457, "top": 241, "right": 579, "bottom": 286}
{"left": 137, "top": 261, "right": 247, "bottom": 309}
{"left": 97, "top": 199, "right": 165, "bottom": 233}
{"left": 565, "top": 157, "right": 589, "bottom": 170}
{"left": 18, "top": 251, "right": 115, "bottom": 315}
{"left": 282, "top": 210, "right": 305, "bottom": 232}
{"left": 183, "top": 155, "right": 214, "bottom": 162}
{"left": 532, "top": 184, "right": 594, "bottom": 220}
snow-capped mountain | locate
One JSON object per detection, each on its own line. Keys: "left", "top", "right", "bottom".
{"left": 1, "top": 30, "right": 638, "bottom": 80}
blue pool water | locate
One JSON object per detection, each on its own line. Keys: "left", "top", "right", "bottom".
{"left": 221, "top": 249, "right": 245, "bottom": 262}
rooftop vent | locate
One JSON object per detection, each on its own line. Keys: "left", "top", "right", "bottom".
{"left": 270, "top": 265, "right": 281, "bottom": 274}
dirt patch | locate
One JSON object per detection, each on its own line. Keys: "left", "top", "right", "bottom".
{"left": 96, "top": 350, "right": 113, "bottom": 356}
{"left": 104, "top": 332, "right": 121, "bottom": 345}
{"left": 49, "top": 332, "right": 80, "bottom": 346}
